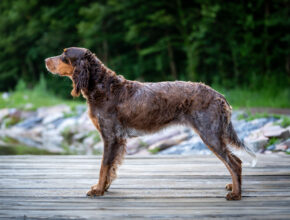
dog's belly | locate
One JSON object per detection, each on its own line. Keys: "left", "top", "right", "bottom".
{"left": 126, "top": 128, "right": 148, "bottom": 138}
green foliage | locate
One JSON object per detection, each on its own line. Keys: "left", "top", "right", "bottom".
{"left": 237, "top": 111, "right": 281, "bottom": 122}
{"left": 280, "top": 117, "right": 290, "bottom": 128}
{"left": 266, "top": 138, "right": 280, "bottom": 148}
{"left": 215, "top": 86, "right": 290, "bottom": 108}
{"left": 0, "top": 0, "right": 289, "bottom": 107}
{"left": 0, "top": 146, "right": 60, "bottom": 155}
{"left": 275, "top": 117, "right": 290, "bottom": 128}
{"left": 0, "top": 77, "right": 82, "bottom": 110}
{"left": 149, "top": 148, "right": 160, "bottom": 154}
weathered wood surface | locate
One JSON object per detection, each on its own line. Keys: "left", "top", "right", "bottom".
{"left": 0, "top": 154, "right": 290, "bottom": 219}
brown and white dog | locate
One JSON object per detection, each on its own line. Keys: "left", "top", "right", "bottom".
{"left": 45, "top": 47, "right": 255, "bottom": 200}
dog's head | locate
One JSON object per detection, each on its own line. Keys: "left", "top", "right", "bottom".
{"left": 45, "top": 47, "right": 94, "bottom": 97}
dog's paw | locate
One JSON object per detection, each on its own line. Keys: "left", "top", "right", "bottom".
{"left": 226, "top": 192, "right": 241, "bottom": 200}
{"left": 86, "top": 185, "right": 104, "bottom": 197}
{"left": 225, "top": 183, "right": 232, "bottom": 191}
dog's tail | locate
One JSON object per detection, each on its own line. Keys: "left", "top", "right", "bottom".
{"left": 225, "top": 122, "right": 257, "bottom": 167}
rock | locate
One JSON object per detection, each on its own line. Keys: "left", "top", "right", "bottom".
{"left": 77, "top": 111, "right": 96, "bottom": 131}
{"left": 16, "top": 117, "right": 42, "bottom": 129}
{"left": 75, "top": 105, "right": 87, "bottom": 115}
{"left": 140, "top": 126, "right": 190, "bottom": 146}
{"left": 37, "top": 105, "right": 70, "bottom": 118}
{"left": 148, "top": 133, "right": 190, "bottom": 153}
{"left": 159, "top": 136, "right": 209, "bottom": 155}
{"left": 266, "top": 145, "right": 276, "bottom": 151}
{"left": 262, "top": 126, "right": 290, "bottom": 139}
{"left": 0, "top": 109, "right": 9, "bottom": 122}
{"left": 83, "top": 135, "right": 95, "bottom": 146}
{"left": 275, "top": 138, "right": 290, "bottom": 151}
{"left": 264, "top": 150, "right": 272, "bottom": 154}
{"left": 56, "top": 118, "right": 78, "bottom": 133}
{"left": 244, "top": 135, "right": 269, "bottom": 152}
{"left": 42, "top": 130, "right": 64, "bottom": 153}
{"left": 93, "top": 142, "right": 104, "bottom": 154}
{"left": 135, "top": 149, "right": 150, "bottom": 156}
{"left": 127, "top": 138, "right": 144, "bottom": 155}
{"left": 74, "top": 132, "right": 89, "bottom": 141}
{"left": 42, "top": 112, "right": 64, "bottom": 124}
{"left": 275, "top": 144, "right": 288, "bottom": 151}
{"left": 233, "top": 117, "right": 277, "bottom": 140}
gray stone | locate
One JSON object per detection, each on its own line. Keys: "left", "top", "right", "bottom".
{"left": 127, "top": 138, "right": 144, "bottom": 155}
{"left": 37, "top": 105, "right": 70, "bottom": 118}
{"left": 42, "top": 130, "right": 64, "bottom": 152}
{"left": 57, "top": 118, "right": 78, "bottom": 133}
{"left": 266, "top": 145, "right": 275, "bottom": 151}
{"left": 16, "top": 117, "right": 43, "bottom": 129}
{"left": 140, "top": 126, "right": 190, "bottom": 146}
{"left": 149, "top": 133, "right": 190, "bottom": 152}
{"left": 263, "top": 126, "right": 290, "bottom": 139}
{"left": 275, "top": 138, "right": 290, "bottom": 151}
{"left": 42, "top": 112, "right": 64, "bottom": 124}
{"left": 159, "top": 136, "right": 209, "bottom": 155}
{"left": 0, "top": 109, "right": 9, "bottom": 122}
{"left": 244, "top": 135, "right": 269, "bottom": 152}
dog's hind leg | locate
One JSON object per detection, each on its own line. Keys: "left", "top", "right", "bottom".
{"left": 87, "top": 134, "right": 126, "bottom": 197}
{"left": 189, "top": 111, "right": 242, "bottom": 200}
{"left": 201, "top": 134, "right": 242, "bottom": 200}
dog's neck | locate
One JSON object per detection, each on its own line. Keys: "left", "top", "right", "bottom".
{"left": 82, "top": 56, "right": 125, "bottom": 107}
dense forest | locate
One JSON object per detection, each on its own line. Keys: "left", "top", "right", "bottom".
{"left": 0, "top": 0, "right": 289, "bottom": 98}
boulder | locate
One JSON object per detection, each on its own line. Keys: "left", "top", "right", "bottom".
{"left": 56, "top": 118, "right": 78, "bottom": 133}
{"left": 159, "top": 136, "right": 209, "bottom": 155}
{"left": 16, "top": 117, "right": 43, "bottom": 129}
{"left": 37, "top": 104, "right": 70, "bottom": 118}
{"left": 42, "top": 130, "right": 64, "bottom": 152}
{"left": 244, "top": 135, "right": 269, "bottom": 152}
{"left": 140, "top": 126, "right": 189, "bottom": 146}
{"left": 275, "top": 138, "right": 290, "bottom": 151}
{"left": 262, "top": 126, "right": 290, "bottom": 139}
{"left": 135, "top": 148, "right": 150, "bottom": 156}
{"left": 42, "top": 112, "right": 64, "bottom": 125}
{"left": 127, "top": 138, "right": 144, "bottom": 155}
{"left": 0, "top": 109, "right": 9, "bottom": 123}
{"left": 148, "top": 133, "right": 189, "bottom": 153}
{"left": 93, "top": 142, "right": 104, "bottom": 154}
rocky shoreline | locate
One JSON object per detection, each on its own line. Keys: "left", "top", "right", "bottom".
{"left": 0, "top": 104, "right": 289, "bottom": 156}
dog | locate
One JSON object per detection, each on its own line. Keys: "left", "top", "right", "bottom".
{"left": 45, "top": 47, "right": 256, "bottom": 200}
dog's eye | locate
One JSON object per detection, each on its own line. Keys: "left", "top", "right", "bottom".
{"left": 61, "top": 56, "right": 69, "bottom": 64}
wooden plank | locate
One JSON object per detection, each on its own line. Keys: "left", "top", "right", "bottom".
{"left": 0, "top": 154, "right": 289, "bottom": 219}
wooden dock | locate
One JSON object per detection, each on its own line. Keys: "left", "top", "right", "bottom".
{"left": 0, "top": 154, "right": 290, "bottom": 219}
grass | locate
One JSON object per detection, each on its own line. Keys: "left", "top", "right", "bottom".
{"left": 266, "top": 138, "right": 280, "bottom": 148}
{"left": 237, "top": 111, "right": 282, "bottom": 121}
{"left": 0, "top": 76, "right": 83, "bottom": 110}
{"left": 0, "top": 145, "right": 61, "bottom": 155}
{"left": 214, "top": 86, "right": 290, "bottom": 108}
{"left": 279, "top": 117, "right": 290, "bottom": 128}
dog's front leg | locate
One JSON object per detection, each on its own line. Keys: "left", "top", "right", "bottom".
{"left": 87, "top": 136, "right": 126, "bottom": 197}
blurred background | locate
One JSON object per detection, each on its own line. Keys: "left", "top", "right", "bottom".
{"left": 0, "top": 0, "right": 289, "bottom": 156}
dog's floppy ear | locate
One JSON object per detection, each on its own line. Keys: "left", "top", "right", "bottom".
{"left": 71, "top": 59, "right": 90, "bottom": 97}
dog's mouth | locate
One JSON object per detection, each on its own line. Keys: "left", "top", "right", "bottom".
{"left": 45, "top": 58, "right": 58, "bottom": 74}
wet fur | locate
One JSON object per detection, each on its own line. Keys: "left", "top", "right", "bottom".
{"left": 45, "top": 47, "right": 247, "bottom": 200}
